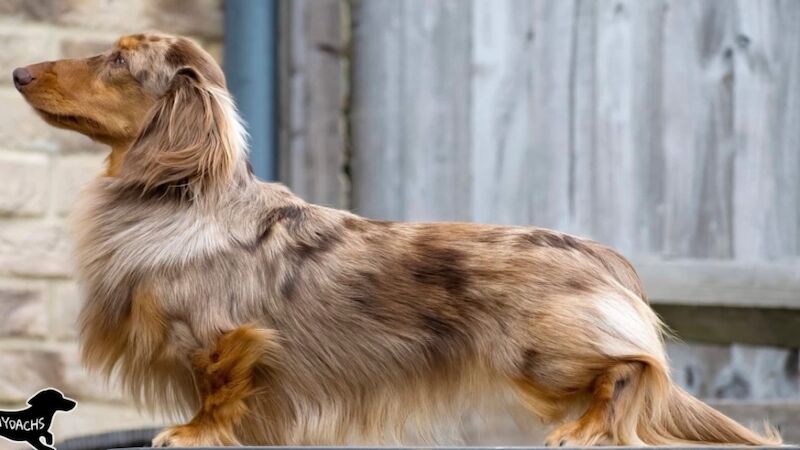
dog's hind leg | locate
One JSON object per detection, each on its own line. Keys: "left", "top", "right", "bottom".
{"left": 43, "top": 431, "right": 53, "bottom": 445}
{"left": 506, "top": 289, "right": 671, "bottom": 446}
{"left": 152, "top": 325, "right": 280, "bottom": 447}
{"left": 541, "top": 360, "right": 650, "bottom": 446}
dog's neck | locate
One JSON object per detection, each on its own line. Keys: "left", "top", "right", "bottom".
{"left": 102, "top": 142, "right": 256, "bottom": 194}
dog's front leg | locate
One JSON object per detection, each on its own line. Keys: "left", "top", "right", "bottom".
{"left": 152, "top": 325, "right": 280, "bottom": 447}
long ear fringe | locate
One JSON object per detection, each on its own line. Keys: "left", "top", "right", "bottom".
{"left": 120, "top": 67, "right": 247, "bottom": 197}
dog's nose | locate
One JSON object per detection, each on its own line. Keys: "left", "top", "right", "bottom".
{"left": 12, "top": 67, "right": 33, "bottom": 90}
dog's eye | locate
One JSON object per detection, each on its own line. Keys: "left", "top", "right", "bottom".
{"left": 112, "top": 53, "right": 126, "bottom": 67}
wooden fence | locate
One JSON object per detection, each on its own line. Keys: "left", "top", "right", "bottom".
{"left": 349, "top": 0, "right": 799, "bottom": 259}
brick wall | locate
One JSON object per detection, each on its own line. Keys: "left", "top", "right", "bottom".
{"left": 0, "top": 1, "right": 222, "bottom": 446}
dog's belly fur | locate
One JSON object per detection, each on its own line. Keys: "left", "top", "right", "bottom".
{"left": 72, "top": 177, "right": 660, "bottom": 444}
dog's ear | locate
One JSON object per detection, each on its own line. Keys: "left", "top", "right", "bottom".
{"left": 120, "top": 66, "right": 246, "bottom": 196}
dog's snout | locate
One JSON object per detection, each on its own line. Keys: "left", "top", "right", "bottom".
{"left": 12, "top": 67, "right": 33, "bottom": 90}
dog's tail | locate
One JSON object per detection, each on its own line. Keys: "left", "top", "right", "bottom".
{"left": 631, "top": 355, "right": 781, "bottom": 446}
{"left": 588, "top": 280, "right": 781, "bottom": 446}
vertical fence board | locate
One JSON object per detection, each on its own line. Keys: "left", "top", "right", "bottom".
{"left": 400, "top": 1, "right": 472, "bottom": 221}
{"left": 773, "top": 1, "right": 800, "bottom": 260}
{"left": 471, "top": 0, "right": 576, "bottom": 229}
{"left": 470, "top": 0, "right": 521, "bottom": 225}
{"left": 629, "top": 1, "right": 667, "bottom": 255}
{"left": 350, "top": 0, "right": 406, "bottom": 220}
{"left": 661, "top": 0, "right": 737, "bottom": 259}
{"left": 574, "top": 0, "right": 667, "bottom": 254}
{"left": 278, "top": 0, "right": 348, "bottom": 209}
{"left": 351, "top": 0, "right": 471, "bottom": 221}
{"left": 570, "top": 0, "right": 599, "bottom": 238}
{"left": 586, "top": 0, "right": 639, "bottom": 251}
{"left": 525, "top": 0, "right": 576, "bottom": 231}
{"left": 733, "top": 0, "right": 800, "bottom": 260}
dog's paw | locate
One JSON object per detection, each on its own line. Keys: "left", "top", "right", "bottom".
{"left": 152, "top": 425, "right": 238, "bottom": 447}
{"left": 152, "top": 426, "right": 193, "bottom": 447}
{"left": 544, "top": 423, "right": 612, "bottom": 447}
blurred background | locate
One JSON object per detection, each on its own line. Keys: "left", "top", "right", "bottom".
{"left": 0, "top": 0, "right": 797, "bottom": 446}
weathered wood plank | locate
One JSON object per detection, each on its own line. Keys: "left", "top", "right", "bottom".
{"left": 351, "top": 0, "right": 472, "bottom": 221}
{"left": 635, "top": 259, "right": 800, "bottom": 309}
{"left": 278, "top": 0, "right": 348, "bottom": 209}
{"left": 586, "top": 0, "right": 639, "bottom": 251}
{"left": 470, "top": 0, "right": 519, "bottom": 225}
{"left": 569, "top": 0, "right": 598, "bottom": 237}
{"left": 628, "top": 1, "right": 668, "bottom": 255}
{"left": 654, "top": 304, "right": 800, "bottom": 347}
{"left": 570, "top": 0, "right": 668, "bottom": 254}
{"left": 471, "top": 0, "right": 576, "bottom": 229}
{"left": 400, "top": 1, "right": 472, "bottom": 221}
{"left": 637, "top": 259, "right": 800, "bottom": 345}
{"left": 349, "top": 0, "right": 405, "bottom": 220}
{"left": 733, "top": 0, "right": 800, "bottom": 260}
{"left": 660, "top": 0, "right": 737, "bottom": 259}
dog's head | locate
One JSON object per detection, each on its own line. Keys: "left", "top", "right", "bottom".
{"left": 13, "top": 32, "right": 246, "bottom": 194}
{"left": 27, "top": 389, "right": 77, "bottom": 412}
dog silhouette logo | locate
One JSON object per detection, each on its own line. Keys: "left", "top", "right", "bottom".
{"left": 0, "top": 388, "right": 76, "bottom": 450}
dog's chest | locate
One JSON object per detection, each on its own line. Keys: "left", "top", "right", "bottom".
{"left": 70, "top": 183, "right": 234, "bottom": 289}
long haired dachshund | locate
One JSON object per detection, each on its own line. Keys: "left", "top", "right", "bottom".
{"left": 13, "top": 33, "right": 779, "bottom": 447}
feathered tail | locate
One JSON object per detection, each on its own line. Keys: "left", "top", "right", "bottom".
{"left": 634, "top": 356, "right": 781, "bottom": 446}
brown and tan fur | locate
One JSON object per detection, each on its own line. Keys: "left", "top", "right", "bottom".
{"left": 14, "top": 33, "right": 780, "bottom": 447}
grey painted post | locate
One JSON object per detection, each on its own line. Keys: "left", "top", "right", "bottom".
{"left": 225, "top": 0, "right": 278, "bottom": 180}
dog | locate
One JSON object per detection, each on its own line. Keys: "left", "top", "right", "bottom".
{"left": 12, "top": 33, "right": 780, "bottom": 447}
{"left": 0, "top": 389, "right": 76, "bottom": 450}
